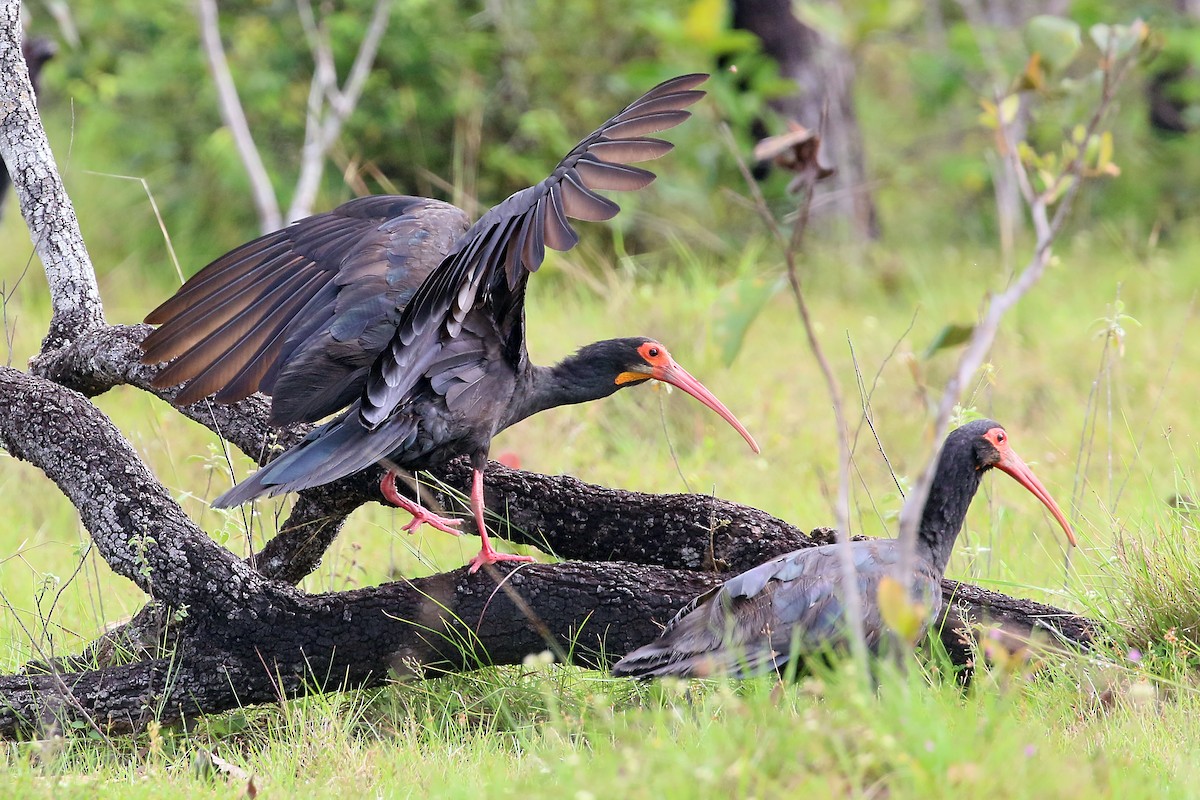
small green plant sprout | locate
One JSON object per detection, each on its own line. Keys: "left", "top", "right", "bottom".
{"left": 1092, "top": 297, "right": 1141, "bottom": 358}
{"left": 131, "top": 533, "right": 157, "bottom": 583}
{"left": 948, "top": 405, "right": 987, "bottom": 430}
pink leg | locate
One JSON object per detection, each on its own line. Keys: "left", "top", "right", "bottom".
{"left": 380, "top": 471, "right": 462, "bottom": 535}
{"left": 466, "top": 467, "right": 535, "bottom": 574}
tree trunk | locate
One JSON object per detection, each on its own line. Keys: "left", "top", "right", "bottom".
{"left": 0, "top": 35, "right": 54, "bottom": 218}
{"left": 0, "top": 3, "right": 103, "bottom": 350}
{"left": 732, "top": 0, "right": 880, "bottom": 239}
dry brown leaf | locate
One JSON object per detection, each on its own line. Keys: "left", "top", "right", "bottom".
{"left": 752, "top": 120, "right": 836, "bottom": 191}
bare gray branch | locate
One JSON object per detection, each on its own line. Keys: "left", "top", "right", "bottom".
{"left": 196, "top": 0, "right": 283, "bottom": 232}
{"left": 0, "top": 0, "right": 104, "bottom": 349}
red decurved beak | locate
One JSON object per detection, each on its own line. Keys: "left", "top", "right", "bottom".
{"left": 652, "top": 358, "right": 760, "bottom": 454}
{"left": 995, "top": 448, "right": 1076, "bottom": 547}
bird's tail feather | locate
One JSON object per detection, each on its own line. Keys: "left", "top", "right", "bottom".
{"left": 611, "top": 642, "right": 784, "bottom": 679}
{"left": 212, "top": 416, "right": 397, "bottom": 508}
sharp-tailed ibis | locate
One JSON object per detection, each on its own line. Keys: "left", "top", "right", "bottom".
{"left": 141, "top": 73, "right": 760, "bottom": 573}
{"left": 611, "top": 419, "right": 1075, "bottom": 678}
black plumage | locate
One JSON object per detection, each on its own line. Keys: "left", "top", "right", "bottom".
{"left": 611, "top": 419, "right": 1075, "bottom": 678}
{"left": 143, "top": 74, "right": 760, "bottom": 572}
{"left": 144, "top": 195, "right": 468, "bottom": 421}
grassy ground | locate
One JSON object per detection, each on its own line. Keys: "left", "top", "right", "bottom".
{"left": 4, "top": 200, "right": 1200, "bottom": 795}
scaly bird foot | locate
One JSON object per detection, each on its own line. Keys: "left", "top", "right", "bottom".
{"left": 466, "top": 550, "right": 536, "bottom": 575}
{"left": 401, "top": 508, "right": 463, "bottom": 536}
{"left": 380, "top": 471, "right": 463, "bottom": 535}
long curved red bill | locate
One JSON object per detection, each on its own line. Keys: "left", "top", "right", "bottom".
{"left": 995, "top": 448, "right": 1076, "bottom": 547}
{"left": 654, "top": 359, "right": 760, "bottom": 454}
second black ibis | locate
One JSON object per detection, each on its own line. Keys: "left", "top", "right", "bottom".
{"left": 141, "top": 73, "right": 760, "bottom": 572}
{"left": 611, "top": 419, "right": 1075, "bottom": 678}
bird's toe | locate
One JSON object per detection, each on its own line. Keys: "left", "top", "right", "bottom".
{"left": 466, "top": 551, "right": 537, "bottom": 574}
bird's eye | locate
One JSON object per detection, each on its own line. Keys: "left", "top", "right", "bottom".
{"left": 647, "top": 347, "right": 660, "bottom": 358}
{"left": 997, "top": 432, "right": 1006, "bottom": 443}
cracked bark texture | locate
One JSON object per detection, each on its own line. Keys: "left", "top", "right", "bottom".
{"left": 0, "top": 1, "right": 104, "bottom": 350}
{"left": 0, "top": 1, "right": 1095, "bottom": 739}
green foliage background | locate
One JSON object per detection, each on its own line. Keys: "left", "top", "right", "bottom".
{"left": 29, "top": 0, "right": 1200, "bottom": 281}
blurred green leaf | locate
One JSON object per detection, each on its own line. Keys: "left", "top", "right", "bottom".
{"left": 1024, "top": 15, "right": 1081, "bottom": 74}
{"left": 794, "top": 2, "right": 850, "bottom": 46}
{"left": 998, "top": 94, "right": 1021, "bottom": 126}
{"left": 908, "top": 51, "right": 968, "bottom": 117}
{"left": 878, "top": 575, "right": 928, "bottom": 646}
{"left": 713, "top": 274, "right": 783, "bottom": 366}
{"left": 923, "top": 323, "right": 975, "bottom": 359}
{"left": 938, "top": 152, "right": 990, "bottom": 193}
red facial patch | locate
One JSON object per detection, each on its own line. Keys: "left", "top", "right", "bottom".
{"left": 983, "top": 426, "right": 1010, "bottom": 454}
{"left": 638, "top": 341, "right": 670, "bottom": 368}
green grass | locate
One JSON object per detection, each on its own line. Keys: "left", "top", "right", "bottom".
{"left": 6, "top": 197, "right": 1200, "bottom": 795}
{"left": 3, "top": 659, "right": 1198, "bottom": 798}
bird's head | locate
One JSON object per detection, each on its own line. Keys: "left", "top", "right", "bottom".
{"left": 588, "top": 337, "right": 760, "bottom": 453}
{"left": 955, "top": 419, "right": 1076, "bottom": 546}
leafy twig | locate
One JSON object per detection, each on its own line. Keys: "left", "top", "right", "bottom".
{"left": 895, "top": 27, "right": 1143, "bottom": 587}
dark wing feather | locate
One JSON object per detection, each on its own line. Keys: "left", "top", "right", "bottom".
{"left": 141, "top": 195, "right": 470, "bottom": 422}
{"left": 611, "top": 540, "right": 944, "bottom": 679}
{"left": 143, "top": 251, "right": 308, "bottom": 367}
{"left": 175, "top": 269, "right": 332, "bottom": 405}
{"left": 149, "top": 262, "right": 322, "bottom": 403}
{"left": 361, "top": 74, "right": 708, "bottom": 429}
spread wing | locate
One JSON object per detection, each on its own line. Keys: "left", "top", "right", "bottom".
{"left": 359, "top": 73, "right": 709, "bottom": 429}
{"left": 141, "top": 195, "right": 470, "bottom": 424}
{"left": 611, "top": 540, "right": 943, "bottom": 679}
{"left": 211, "top": 310, "right": 512, "bottom": 507}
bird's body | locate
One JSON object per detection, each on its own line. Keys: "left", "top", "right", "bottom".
{"left": 611, "top": 419, "right": 1075, "bottom": 678}
{"left": 214, "top": 335, "right": 701, "bottom": 504}
{"left": 618, "top": 539, "right": 944, "bottom": 678}
{"left": 143, "top": 74, "right": 759, "bottom": 572}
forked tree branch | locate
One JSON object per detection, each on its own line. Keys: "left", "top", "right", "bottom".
{"left": 289, "top": 0, "right": 391, "bottom": 222}
{"left": 196, "top": 0, "right": 391, "bottom": 231}
{"left": 0, "top": 4, "right": 1099, "bottom": 738}
{"left": 0, "top": 362, "right": 1096, "bottom": 737}
{"left": 895, "top": 30, "right": 1141, "bottom": 587}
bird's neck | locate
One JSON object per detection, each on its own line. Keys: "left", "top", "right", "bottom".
{"left": 916, "top": 447, "right": 986, "bottom": 575}
{"left": 504, "top": 357, "right": 624, "bottom": 428}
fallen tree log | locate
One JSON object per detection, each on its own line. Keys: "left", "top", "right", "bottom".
{"left": 0, "top": 363, "right": 1097, "bottom": 738}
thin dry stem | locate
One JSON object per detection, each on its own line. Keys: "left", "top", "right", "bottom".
{"left": 718, "top": 119, "right": 868, "bottom": 672}
{"left": 288, "top": 0, "right": 391, "bottom": 222}
{"left": 82, "top": 171, "right": 184, "bottom": 283}
{"left": 895, "top": 35, "right": 1138, "bottom": 584}
{"left": 196, "top": 0, "right": 282, "bottom": 232}
{"left": 197, "top": 0, "right": 390, "bottom": 231}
